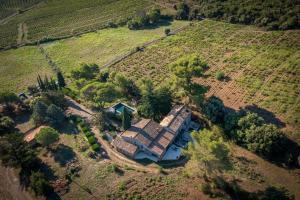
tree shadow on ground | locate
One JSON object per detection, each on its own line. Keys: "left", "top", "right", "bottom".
{"left": 244, "top": 104, "right": 286, "bottom": 128}
{"left": 137, "top": 19, "right": 173, "bottom": 30}
{"left": 19, "top": 158, "right": 58, "bottom": 194}
{"left": 58, "top": 120, "right": 79, "bottom": 135}
{"left": 203, "top": 96, "right": 299, "bottom": 169}
{"left": 51, "top": 144, "right": 76, "bottom": 167}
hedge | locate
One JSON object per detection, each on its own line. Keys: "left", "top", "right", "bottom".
{"left": 91, "top": 144, "right": 100, "bottom": 151}
{"left": 87, "top": 136, "right": 96, "bottom": 144}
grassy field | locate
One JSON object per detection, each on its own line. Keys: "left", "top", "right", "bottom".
{"left": 0, "top": 0, "right": 153, "bottom": 49}
{"left": 0, "top": 20, "right": 189, "bottom": 92}
{"left": 111, "top": 19, "right": 300, "bottom": 137}
{"left": 0, "top": 46, "right": 53, "bottom": 92}
{"left": 42, "top": 20, "right": 189, "bottom": 75}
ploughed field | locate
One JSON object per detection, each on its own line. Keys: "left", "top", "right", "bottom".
{"left": 0, "top": 0, "right": 152, "bottom": 49}
{"left": 111, "top": 19, "right": 300, "bottom": 137}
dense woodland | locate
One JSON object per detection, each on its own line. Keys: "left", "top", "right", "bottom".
{"left": 189, "top": 0, "right": 300, "bottom": 30}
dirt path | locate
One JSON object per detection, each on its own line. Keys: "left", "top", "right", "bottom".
{"left": 17, "top": 22, "right": 28, "bottom": 45}
{"left": 65, "top": 97, "right": 159, "bottom": 173}
{"left": 0, "top": 165, "right": 34, "bottom": 200}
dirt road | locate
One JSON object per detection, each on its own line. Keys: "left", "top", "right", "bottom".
{"left": 65, "top": 97, "right": 159, "bottom": 173}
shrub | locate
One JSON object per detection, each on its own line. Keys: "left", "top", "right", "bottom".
{"left": 118, "top": 181, "right": 126, "bottom": 192}
{"left": 201, "top": 183, "right": 212, "bottom": 195}
{"left": 81, "top": 126, "right": 89, "bottom": 133}
{"left": 0, "top": 116, "right": 15, "bottom": 135}
{"left": 87, "top": 136, "right": 96, "bottom": 144}
{"left": 91, "top": 144, "right": 100, "bottom": 152}
{"left": 29, "top": 171, "right": 51, "bottom": 196}
{"left": 262, "top": 186, "right": 294, "bottom": 200}
{"left": 36, "top": 127, "right": 59, "bottom": 148}
{"left": 165, "top": 28, "right": 171, "bottom": 35}
{"left": 85, "top": 131, "right": 92, "bottom": 138}
{"left": 215, "top": 71, "right": 225, "bottom": 80}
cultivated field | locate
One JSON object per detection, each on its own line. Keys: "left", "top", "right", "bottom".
{"left": 0, "top": 0, "right": 152, "bottom": 49}
{"left": 0, "top": 46, "right": 53, "bottom": 92}
{"left": 0, "top": 20, "right": 188, "bottom": 92}
{"left": 111, "top": 19, "right": 300, "bottom": 137}
{"left": 42, "top": 20, "right": 189, "bottom": 75}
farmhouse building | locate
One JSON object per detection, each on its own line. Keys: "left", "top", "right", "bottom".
{"left": 112, "top": 105, "right": 192, "bottom": 162}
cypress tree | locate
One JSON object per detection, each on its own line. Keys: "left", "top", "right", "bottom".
{"left": 122, "top": 107, "right": 131, "bottom": 130}
{"left": 44, "top": 76, "right": 50, "bottom": 91}
{"left": 37, "top": 75, "right": 45, "bottom": 91}
{"left": 56, "top": 70, "right": 66, "bottom": 88}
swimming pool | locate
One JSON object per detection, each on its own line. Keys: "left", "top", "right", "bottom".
{"left": 113, "top": 103, "right": 136, "bottom": 115}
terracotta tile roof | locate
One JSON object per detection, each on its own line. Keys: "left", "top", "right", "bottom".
{"left": 135, "top": 133, "right": 152, "bottom": 147}
{"left": 156, "top": 135, "right": 171, "bottom": 149}
{"left": 169, "top": 116, "right": 185, "bottom": 133}
{"left": 161, "top": 129, "right": 176, "bottom": 141}
{"left": 160, "top": 105, "right": 191, "bottom": 133}
{"left": 149, "top": 144, "right": 164, "bottom": 156}
{"left": 112, "top": 137, "right": 138, "bottom": 157}
{"left": 115, "top": 105, "right": 190, "bottom": 160}
{"left": 142, "top": 120, "right": 163, "bottom": 139}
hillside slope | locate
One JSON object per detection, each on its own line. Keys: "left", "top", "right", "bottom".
{"left": 111, "top": 19, "right": 300, "bottom": 138}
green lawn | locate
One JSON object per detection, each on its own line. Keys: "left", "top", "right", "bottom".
{"left": 0, "top": 46, "right": 53, "bottom": 92}
{"left": 42, "top": 20, "right": 189, "bottom": 75}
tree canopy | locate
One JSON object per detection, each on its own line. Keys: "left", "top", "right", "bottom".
{"left": 184, "top": 127, "right": 230, "bottom": 176}
{"left": 137, "top": 79, "right": 172, "bottom": 121}
{"left": 36, "top": 127, "right": 59, "bottom": 148}
{"left": 71, "top": 63, "right": 99, "bottom": 80}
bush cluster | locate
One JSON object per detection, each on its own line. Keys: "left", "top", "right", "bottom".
{"left": 127, "top": 8, "right": 161, "bottom": 30}
{"left": 76, "top": 117, "right": 101, "bottom": 152}
{"left": 175, "top": 1, "right": 299, "bottom": 30}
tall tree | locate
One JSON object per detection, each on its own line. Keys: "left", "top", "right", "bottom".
{"left": 29, "top": 171, "right": 51, "bottom": 196}
{"left": 122, "top": 107, "right": 131, "bottom": 130}
{"left": 45, "top": 104, "right": 65, "bottom": 127}
{"left": 0, "top": 133, "right": 36, "bottom": 168}
{"left": 31, "top": 101, "right": 48, "bottom": 125}
{"left": 170, "top": 54, "right": 206, "bottom": 93}
{"left": 56, "top": 70, "right": 66, "bottom": 88}
{"left": 184, "top": 127, "right": 230, "bottom": 176}
{"left": 37, "top": 75, "right": 45, "bottom": 91}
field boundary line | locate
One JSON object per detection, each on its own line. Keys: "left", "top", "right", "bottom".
{"left": 103, "top": 23, "right": 191, "bottom": 69}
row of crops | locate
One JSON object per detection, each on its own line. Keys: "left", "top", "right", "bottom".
{"left": 111, "top": 20, "right": 300, "bottom": 131}
{"left": 0, "top": 0, "right": 153, "bottom": 49}
{"left": 0, "top": 0, "right": 42, "bottom": 19}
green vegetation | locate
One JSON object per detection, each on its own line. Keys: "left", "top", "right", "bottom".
{"left": 112, "top": 19, "right": 300, "bottom": 133}
{"left": 0, "top": 46, "right": 53, "bottom": 92}
{"left": 36, "top": 127, "right": 59, "bottom": 148}
{"left": 29, "top": 171, "right": 51, "bottom": 196}
{"left": 184, "top": 127, "right": 230, "bottom": 176}
{"left": 0, "top": 0, "right": 153, "bottom": 48}
{"left": 122, "top": 107, "right": 131, "bottom": 130}
{"left": 215, "top": 71, "right": 225, "bottom": 80}
{"left": 0, "top": 116, "right": 15, "bottom": 135}
{"left": 31, "top": 99, "right": 65, "bottom": 127}
{"left": 127, "top": 8, "right": 161, "bottom": 30}
{"left": 183, "top": 0, "right": 299, "bottom": 30}
{"left": 42, "top": 21, "right": 188, "bottom": 75}
{"left": 137, "top": 79, "right": 172, "bottom": 121}
{"left": 0, "top": 0, "right": 42, "bottom": 19}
